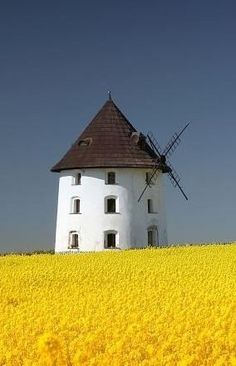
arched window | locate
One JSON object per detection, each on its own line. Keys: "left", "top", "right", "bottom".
{"left": 105, "top": 196, "right": 118, "bottom": 213}
{"left": 104, "top": 230, "right": 118, "bottom": 248}
{"left": 68, "top": 231, "right": 79, "bottom": 249}
{"left": 147, "top": 226, "right": 159, "bottom": 246}
{"left": 78, "top": 137, "right": 92, "bottom": 147}
{"left": 71, "top": 197, "right": 80, "bottom": 214}
{"left": 130, "top": 132, "right": 140, "bottom": 145}
{"left": 107, "top": 172, "right": 116, "bottom": 184}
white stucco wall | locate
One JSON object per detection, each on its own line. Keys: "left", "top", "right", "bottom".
{"left": 54, "top": 168, "right": 168, "bottom": 252}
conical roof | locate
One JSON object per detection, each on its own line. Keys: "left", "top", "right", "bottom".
{"left": 51, "top": 99, "right": 157, "bottom": 172}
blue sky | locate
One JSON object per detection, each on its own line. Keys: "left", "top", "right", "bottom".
{"left": 0, "top": 0, "right": 236, "bottom": 252}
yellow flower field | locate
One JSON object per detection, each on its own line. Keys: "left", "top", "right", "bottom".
{"left": 0, "top": 244, "right": 235, "bottom": 366}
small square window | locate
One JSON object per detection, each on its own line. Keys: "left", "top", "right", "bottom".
{"left": 107, "top": 172, "right": 116, "bottom": 184}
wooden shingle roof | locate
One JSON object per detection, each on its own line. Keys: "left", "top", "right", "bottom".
{"left": 51, "top": 99, "right": 158, "bottom": 172}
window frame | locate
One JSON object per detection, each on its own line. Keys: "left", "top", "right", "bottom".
{"left": 106, "top": 171, "right": 116, "bottom": 185}
{"left": 104, "top": 230, "right": 118, "bottom": 249}
{"left": 105, "top": 196, "right": 119, "bottom": 214}
{"left": 78, "top": 137, "right": 92, "bottom": 147}
{"left": 71, "top": 197, "right": 81, "bottom": 214}
{"left": 72, "top": 172, "right": 82, "bottom": 185}
{"left": 68, "top": 231, "right": 79, "bottom": 249}
{"left": 147, "top": 226, "right": 159, "bottom": 246}
{"left": 75, "top": 173, "right": 81, "bottom": 185}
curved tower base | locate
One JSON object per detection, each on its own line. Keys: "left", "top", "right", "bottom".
{"left": 55, "top": 168, "right": 168, "bottom": 253}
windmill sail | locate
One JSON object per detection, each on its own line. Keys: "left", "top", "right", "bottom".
{"left": 166, "top": 159, "right": 188, "bottom": 200}
{"left": 162, "top": 122, "right": 190, "bottom": 159}
{"left": 138, "top": 122, "right": 190, "bottom": 202}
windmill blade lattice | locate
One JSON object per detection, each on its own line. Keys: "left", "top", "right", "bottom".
{"left": 168, "top": 171, "right": 188, "bottom": 200}
{"left": 162, "top": 122, "right": 190, "bottom": 159}
{"left": 162, "top": 132, "right": 181, "bottom": 159}
{"left": 137, "top": 122, "right": 190, "bottom": 202}
{"left": 147, "top": 132, "right": 162, "bottom": 157}
{"left": 166, "top": 159, "right": 181, "bottom": 187}
{"left": 166, "top": 159, "right": 188, "bottom": 200}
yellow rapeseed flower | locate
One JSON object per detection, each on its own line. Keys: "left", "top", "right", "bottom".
{"left": 0, "top": 244, "right": 235, "bottom": 365}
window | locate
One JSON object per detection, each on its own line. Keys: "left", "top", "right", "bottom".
{"left": 146, "top": 172, "right": 154, "bottom": 186}
{"left": 72, "top": 173, "right": 81, "bottom": 185}
{"left": 75, "top": 173, "right": 81, "bottom": 185}
{"left": 107, "top": 233, "right": 116, "bottom": 248}
{"left": 104, "top": 230, "right": 118, "bottom": 248}
{"left": 69, "top": 231, "right": 79, "bottom": 249}
{"left": 71, "top": 197, "right": 80, "bottom": 213}
{"left": 148, "top": 199, "right": 154, "bottom": 213}
{"left": 105, "top": 196, "right": 118, "bottom": 213}
{"left": 78, "top": 137, "right": 92, "bottom": 147}
{"left": 130, "top": 132, "right": 140, "bottom": 145}
{"left": 107, "top": 172, "right": 116, "bottom": 184}
{"left": 107, "top": 198, "right": 116, "bottom": 213}
{"left": 148, "top": 230, "right": 154, "bottom": 245}
{"left": 147, "top": 226, "right": 159, "bottom": 246}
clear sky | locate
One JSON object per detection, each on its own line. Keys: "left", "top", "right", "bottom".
{"left": 1, "top": 0, "right": 236, "bottom": 252}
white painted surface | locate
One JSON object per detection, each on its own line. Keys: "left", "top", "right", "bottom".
{"left": 54, "top": 168, "right": 168, "bottom": 252}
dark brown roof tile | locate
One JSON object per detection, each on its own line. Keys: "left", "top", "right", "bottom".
{"left": 51, "top": 99, "right": 157, "bottom": 172}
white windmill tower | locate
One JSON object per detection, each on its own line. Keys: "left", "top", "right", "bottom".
{"left": 51, "top": 94, "right": 189, "bottom": 252}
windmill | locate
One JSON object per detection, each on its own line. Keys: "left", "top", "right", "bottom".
{"left": 138, "top": 122, "right": 190, "bottom": 202}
